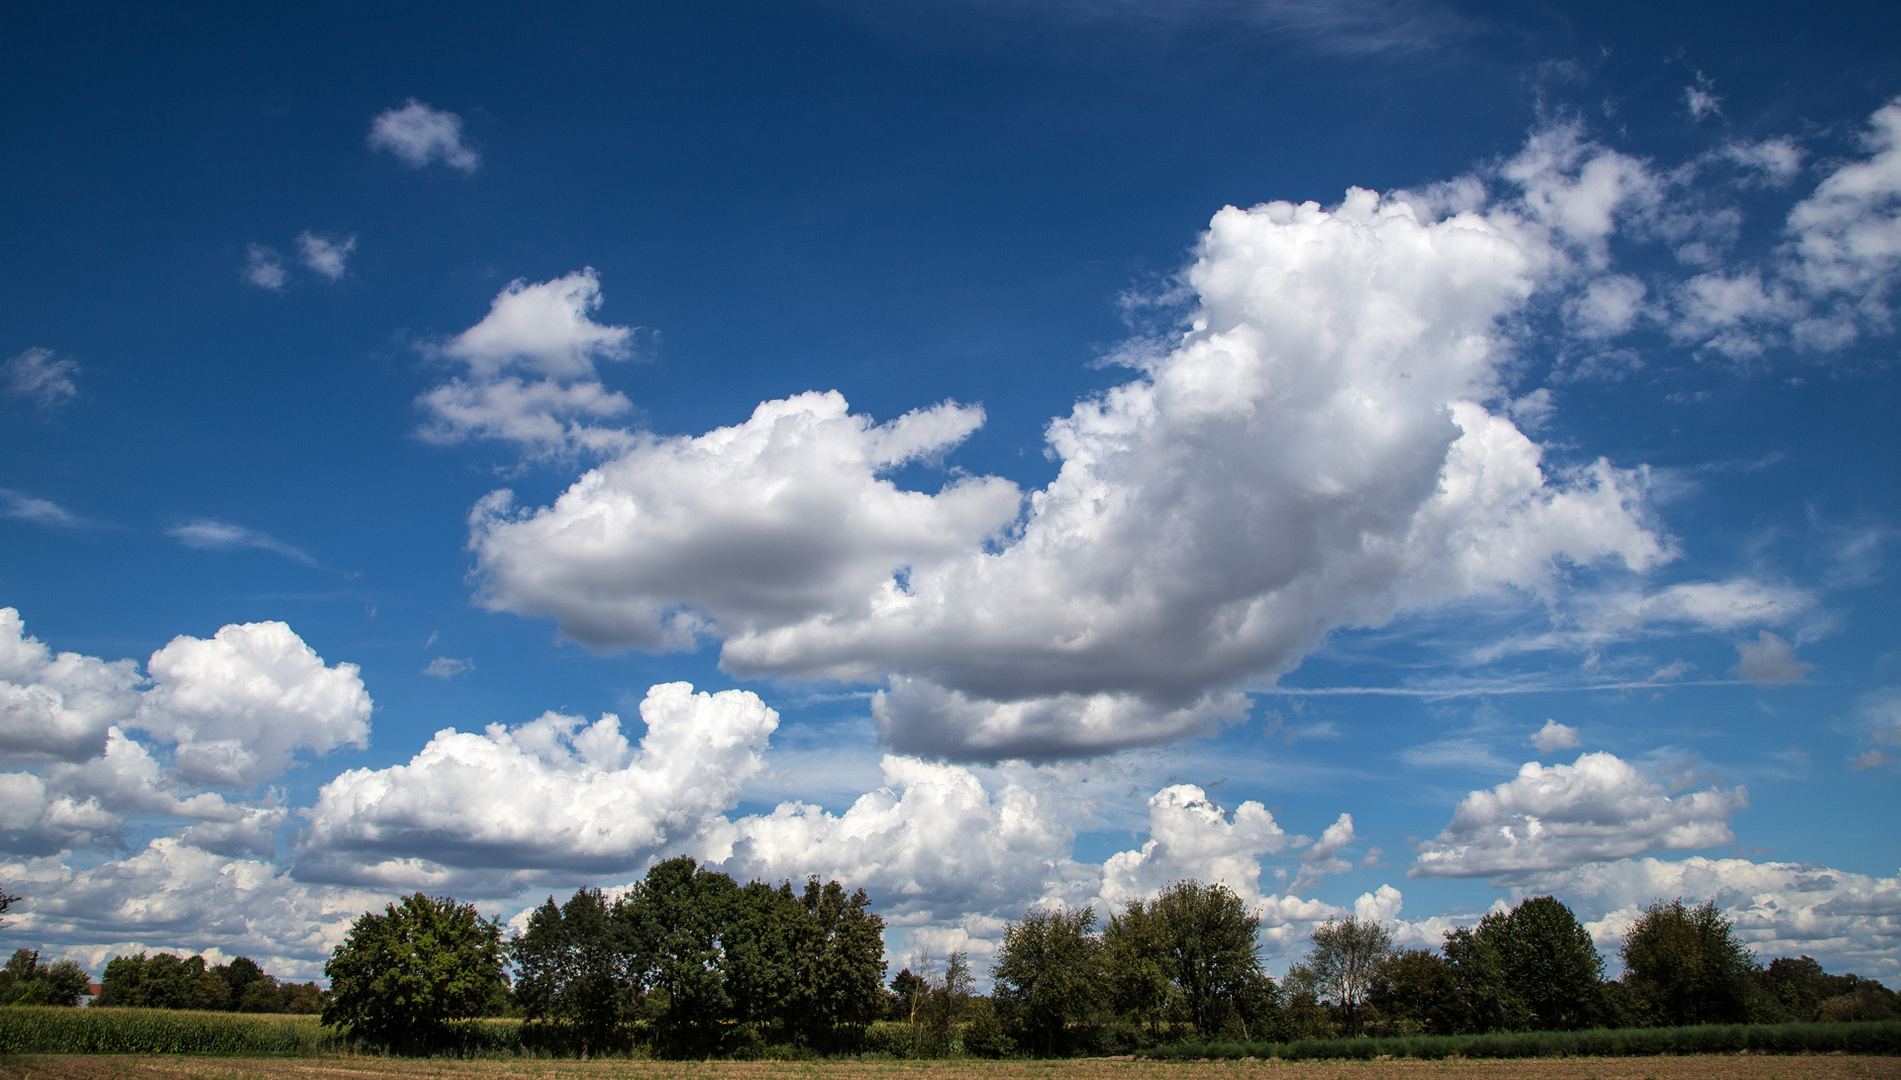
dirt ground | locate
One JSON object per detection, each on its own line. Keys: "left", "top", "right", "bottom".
{"left": 0, "top": 1057, "right": 1897, "bottom": 1080}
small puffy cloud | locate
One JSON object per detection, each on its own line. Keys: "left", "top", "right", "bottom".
{"left": 297, "top": 683, "right": 775, "bottom": 889}
{"left": 1565, "top": 274, "right": 1647, "bottom": 338}
{"left": 1294, "top": 812, "right": 1357, "bottom": 890}
{"left": 4, "top": 348, "right": 80, "bottom": 409}
{"left": 1411, "top": 751, "right": 1746, "bottom": 880}
{"left": 421, "top": 657, "right": 473, "bottom": 680}
{"left": 243, "top": 244, "right": 287, "bottom": 290}
{"left": 1503, "top": 123, "right": 1661, "bottom": 265}
{"left": 1722, "top": 138, "right": 1803, "bottom": 185}
{"left": 419, "top": 270, "right": 639, "bottom": 456}
{"left": 136, "top": 622, "right": 371, "bottom": 786}
{"left": 1849, "top": 749, "right": 1894, "bottom": 771}
{"left": 1530, "top": 719, "right": 1582, "bottom": 753}
{"left": 367, "top": 99, "right": 479, "bottom": 172}
{"left": 473, "top": 189, "right": 1666, "bottom": 760}
{"left": 296, "top": 232, "right": 356, "bottom": 280}
{"left": 1529, "top": 856, "right": 1901, "bottom": 981}
{"left": 167, "top": 520, "right": 318, "bottom": 568}
{"left": 1732, "top": 630, "right": 1813, "bottom": 685}
{"left": 1782, "top": 98, "right": 1901, "bottom": 334}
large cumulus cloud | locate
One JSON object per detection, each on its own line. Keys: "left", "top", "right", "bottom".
{"left": 471, "top": 184, "right": 1668, "bottom": 760}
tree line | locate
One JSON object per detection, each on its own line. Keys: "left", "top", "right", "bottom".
{"left": 96, "top": 952, "right": 324, "bottom": 1013}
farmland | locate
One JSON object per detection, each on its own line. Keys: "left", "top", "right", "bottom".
{"left": 1, "top": 1057, "right": 1899, "bottom": 1080}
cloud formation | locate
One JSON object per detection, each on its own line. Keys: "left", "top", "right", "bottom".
{"left": 243, "top": 244, "right": 287, "bottom": 290}
{"left": 419, "top": 269, "right": 638, "bottom": 456}
{"left": 471, "top": 184, "right": 1668, "bottom": 760}
{"left": 296, "top": 232, "right": 356, "bottom": 280}
{"left": 1530, "top": 856, "right": 1901, "bottom": 981}
{"left": 297, "top": 684, "right": 777, "bottom": 890}
{"left": 3, "top": 348, "right": 80, "bottom": 409}
{"left": 167, "top": 520, "right": 319, "bottom": 567}
{"left": 367, "top": 99, "right": 480, "bottom": 172}
{"left": 1733, "top": 629, "right": 1814, "bottom": 685}
{"left": 1411, "top": 751, "right": 1747, "bottom": 879}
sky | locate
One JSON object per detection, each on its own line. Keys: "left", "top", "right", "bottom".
{"left": 1, "top": 0, "right": 1898, "bottom": 986}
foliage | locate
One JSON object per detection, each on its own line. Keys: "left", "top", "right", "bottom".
{"left": 991, "top": 906, "right": 1106, "bottom": 1056}
{"left": 1105, "top": 880, "right": 1274, "bottom": 1041}
{"left": 512, "top": 887, "right": 630, "bottom": 1054}
{"left": 95, "top": 950, "right": 320, "bottom": 1013}
{"left": 1367, "top": 949, "right": 1464, "bottom": 1035}
{"left": 1140, "top": 1019, "right": 1901, "bottom": 1061}
{"left": 1287, "top": 915, "right": 1392, "bottom": 1035}
{"left": 1620, "top": 899, "right": 1762, "bottom": 1026}
{"left": 322, "top": 892, "right": 508, "bottom": 1054}
{"left": 0, "top": 949, "right": 90, "bottom": 1007}
{"left": 1442, "top": 896, "right": 1604, "bottom": 1032}
{"left": 912, "top": 950, "right": 973, "bottom": 1057}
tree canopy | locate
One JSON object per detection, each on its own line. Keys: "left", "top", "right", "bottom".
{"left": 323, "top": 892, "right": 508, "bottom": 1054}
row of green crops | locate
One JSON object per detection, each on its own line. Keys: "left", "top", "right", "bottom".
{"left": 0, "top": 1007, "right": 540, "bottom": 1056}
{"left": 1142, "top": 1020, "right": 1901, "bottom": 1061}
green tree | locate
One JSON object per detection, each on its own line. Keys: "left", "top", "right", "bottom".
{"left": 912, "top": 950, "right": 972, "bottom": 1057}
{"left": 1106, "top": 880, "right": 1273, "bottom": 1040}
{"left": 213, "top": 957, "right": 269, "bottom": 1011}
{"left": 991, "top": 906, "right": 1106, "bottom": 1056}
{"left": 789, "top": 877, "right": 887, "bottom": 1049}
{"left": 1619, "top": 899, "right": 1759, "bottom": 1026}
{"left": 621, "top": 856, "right": 741, "bottom": 1057}
{"left": 1444, "top": 896, "right": 1603, "bottom": 1032}
{"left": 1367, "top": 949, "right": 1465, "bottom": 1035}
{"left": 512, "top": 887, "right": 632, "bottom": 1054}
{"left": 322, "top": 893, "right": 508, "bottom": 1054}
{"left": 1288, "top": 915, "right": 1392, "bottom": 1035}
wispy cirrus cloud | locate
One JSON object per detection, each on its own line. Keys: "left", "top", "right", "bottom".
{"left": 1, "top": 490, "right": 91, "bottom": 529}
{"left": 4, "top": 348, "right": 80, "bottom": 410}
{"left": 167, "top": 520, "right": 320, "bottom": 569}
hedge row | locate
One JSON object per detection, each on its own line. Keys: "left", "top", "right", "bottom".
{"left": 1142, "top": 1020, "right": 1901, "bottom": 1061}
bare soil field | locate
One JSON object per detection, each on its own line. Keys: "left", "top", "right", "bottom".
{"left": 1, "top": 1058, "right": 1897, "bottom": 1080}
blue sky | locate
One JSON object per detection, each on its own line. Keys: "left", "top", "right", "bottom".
{"left": 2, "top": 0, "right": 1898, "bottom": 984}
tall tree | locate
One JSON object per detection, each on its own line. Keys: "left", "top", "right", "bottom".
{"left": 1620, "top": 899, "right": 1760, "bottom": 1026}
{"left": 323, "top": 893, "right": 508, "bottom": 1054}
{"left": 1367, "top": 949, "right": 1466, "bottom": 1035}
{"left": 621, "top": 856, "right": 740, "bottom": 1057}
{"left": 793, "top": 877, "right": 887, "bottom": 1049}
{"left": 992, "top": 906, "right": 1106, "bottom": 1056}
{"left": 512, "top": 888, "right": 632, "bottom": 1054}
{"left": 1107, "top": 880, "right": 1273, "bottom": 1039}
{"left": 1289, "top": 916, "right": 1392, "bottom": 1035}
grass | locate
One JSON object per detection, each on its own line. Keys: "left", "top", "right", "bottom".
{"left": 1, "top": 1055, "right": 1898, "bottom": 1080}
{"left": 1140, "top": 1021, "right": 1901, "bottom": 1061}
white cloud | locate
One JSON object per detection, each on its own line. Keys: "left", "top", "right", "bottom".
{"left": 473, "top": 189, "right": 1667, "bottom": 760}
{"left": 167, "top": 520, "right": 319, "bottom": 567}
{"left": 1732, "top": 629, "right": 1813, "bottom": 685}
{"left": 419, "top": 269, "right": 640, "bottom": 456}
{"left": 1684, "top": 83, "right": 1722, "bottom": 123}
{"left": 1501, "top": 124, "right": 1660, "bottom": 266}
{"left": 718, "top": 755, "right": 1085, "bottom": 925}
{"left": 3, "top": 348, "right": 80, "bottom": 409}
{"left": 1528, "top": 856, "right": 1901, "bottom": 981}
{"left": 1565, "top": 274, "right": 1647, "bottom": 338}
{"left": 296, "top": 232, "right": 356, "bottom": 280}
{"left": 135, "top": 621, "right": 371, "bottom": 787}
{"left": 0, "top": 490, "right": 86, "bottom": 528}
{"left": 3, "top": 838, "right": 387, "bottom": 981}
{"left": 1411, "top": 751, "right": 1746, "bottom": 879}
{"left": 422, "top": 657, "right": 473, "bottom": 680}
{"left": 1097, "top": 784, "right": 1290, "bottom": 908}
{"left": 1530, "top": 718, "right": 1581, "bottom": 753}
{"left": 367, "top": 99, "right": 479, "bottom": 172}
{"left": 243, "top": 244, "right": 287, "bottom": 290}
{"left": 296, "top": 683, "right": 775, "bottom": 890}
{"left": 1722, "top": 138, "right": 1803, "bottom": 185}
{"left": 0, "top": 608, "right": 141, "bottom": 764}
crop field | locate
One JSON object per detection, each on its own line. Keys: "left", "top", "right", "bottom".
{"left": 2, "top": 1058, "right": 1900, "bottom": 1080}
